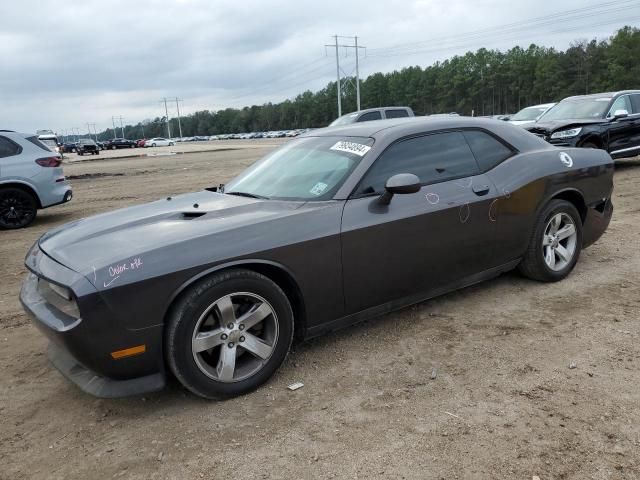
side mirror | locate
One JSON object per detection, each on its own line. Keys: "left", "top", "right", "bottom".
{"left": 379, "top": 173, "right": 421, "bottom": 205}
{"left": 612, "top": 109, "right": 629, "bottom": 119}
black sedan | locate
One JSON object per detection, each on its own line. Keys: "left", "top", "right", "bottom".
{"left": 20, "top": 117, "right": 614, "bottom": 399}
{"left": 103, "top": 138, "right": 136, "bottom": 149}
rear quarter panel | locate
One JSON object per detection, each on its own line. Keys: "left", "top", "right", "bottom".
{"left": 487, "top": 147, "right": 613, "bottom": 263}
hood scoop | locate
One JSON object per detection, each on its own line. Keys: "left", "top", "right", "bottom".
{"left": 181, "top": 211, "right": 207, "bottom": 220}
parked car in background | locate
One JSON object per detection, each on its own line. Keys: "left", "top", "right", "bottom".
{"left": 76, "top": 139, "right": 100, "bottom": 156}
{"left": 508, "top": 103, "right": 556, "bottom": 126}
{"left": 19, "top": 117, "right": 614, "bottom": 398}
{"left": 329, "top": 107, "right": 414, "bottom": 127}
{"left": 0, "top": 130, "right": 72, "bottom": 229}
{"left": 103, "top": 138, "right": 136, "bottom": 149}
{"left": 144, "top": 137, "right": 174, "bottom": 147}
{"left": 60, "top": 142, "right": 78, "bottom": 153}
{"left": 527, "top": 90, "right": 640, "bottom": 158}
{"left": 37, "top": 132, "right": 61, "bottom": 154}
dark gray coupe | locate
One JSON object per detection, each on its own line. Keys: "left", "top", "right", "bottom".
{"left": 21, "top": 117, "right": 614, "bottom": 399}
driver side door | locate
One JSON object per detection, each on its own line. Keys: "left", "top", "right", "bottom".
{"left": 340, "top": 131, "right": 500, "bottom": 314}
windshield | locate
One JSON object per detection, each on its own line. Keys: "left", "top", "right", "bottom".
{"left": 224, "top": 136, "right": 373, "bottom": 201}
{"left": 329, "top": 113, "right": 359, "bottom": 127}
{"left": 511, "top": 106, "right": 550, "bottom": 121}
{"left": 538, "top": 98, "right": 610, "bottom": 121}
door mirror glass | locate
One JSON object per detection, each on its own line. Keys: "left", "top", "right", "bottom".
{"left": 613, "top": 109, "right": 629, "bottom": 119}
{"left": 379, "top": 173, "right": 420, "bottom": 204}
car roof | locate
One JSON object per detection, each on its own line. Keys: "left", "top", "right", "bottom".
{"left": 522, "top": 103, "right": 556, "bottom": 109}
{"left": 301, "top": 116, "right": 549, "bottom": 152}
{"left": 563, "top": 90, "right": 640, "bottom": 101}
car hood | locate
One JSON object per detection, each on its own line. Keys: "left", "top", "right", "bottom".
{"left": 38, "top": 191, "right": 307, "bottom": 282}
{"left": 526, "top": 118, "right": 604, "bottom": 134}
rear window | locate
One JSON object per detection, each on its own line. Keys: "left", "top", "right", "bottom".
{"left": 0, "top": 136, "right": 22, "bottom": 158}
{"left": 357, "top": 111, "right": 382, "bottom": 122}
{"left": 385, "top": 109, "right": 409, "bottom": 119}
{"left": 462, "top": 130, "right": 514, "bottom": 171}
{"left": 28, "top": 136, "right": 54, "bottom": 151}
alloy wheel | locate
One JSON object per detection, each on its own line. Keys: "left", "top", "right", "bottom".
{"left": 191, "top": 292, "right": 279, "bottom": 383}
{"left": 0, "top": 190, "right": 36, "bottom": 228}
{"left": 542, "top": 212, "right": 577, "bottom": 271}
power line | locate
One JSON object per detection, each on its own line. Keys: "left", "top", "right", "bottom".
{"left": 368, "top": 0, "right": 639, "bottom": 56}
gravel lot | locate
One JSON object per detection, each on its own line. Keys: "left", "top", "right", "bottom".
{"left": 1, "top": 140, "right": 639, "bottom": 479}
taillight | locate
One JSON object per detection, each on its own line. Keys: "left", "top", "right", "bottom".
{"left": 35, "top": 157, "right": 62, "bottom": 167}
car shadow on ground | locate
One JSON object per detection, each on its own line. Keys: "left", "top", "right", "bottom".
{"left": 614, "top": 157, "right": 640, "bottom": 171}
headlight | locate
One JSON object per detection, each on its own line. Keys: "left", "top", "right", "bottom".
{"left": 551, "top": 128, "right": 582, "bottom": 139}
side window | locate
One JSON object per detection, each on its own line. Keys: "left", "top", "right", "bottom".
{"left": 385, "top": 109, "right": 409, "bottom": 119}
{"left": 357, "top": 131, "right": 480, "bottom": 194}
{"left": 608, "top": 95, "right": 632, "bottom": 117}
{"left": 462, "top": 130, "right": 514, "bottom": 171}
{"left": 0, "top": 136, "right": 21, "bottom": 158}
{"left": 357, "top": 111, "right": 382, "bottom": 122}
{"left": 630, "top": 94, "right": 640, "bottom": 114}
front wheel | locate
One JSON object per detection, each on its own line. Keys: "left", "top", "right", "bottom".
{"left": 0, "top": 188, "right": 38, "bottom": 229}
{"left": 169, "top": 142, "right": 174, "bottom": 146}
{"left": 151, "top": 143, "right": 156, "bottom": 147}
{"left": 166, "top": 270, "right": 294, "bottom": 399}
{"left": 518, "top": 199, "right": 582, "bottom": 282}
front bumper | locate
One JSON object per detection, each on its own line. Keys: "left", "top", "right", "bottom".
{"left": 20, "top": 247, "right": 166, "bottom": 398}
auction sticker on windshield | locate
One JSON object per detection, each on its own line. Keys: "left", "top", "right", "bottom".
{"left": 330, "top": 140, "right": 371, "bottom": 157}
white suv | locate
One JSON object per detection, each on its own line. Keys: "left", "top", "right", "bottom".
{"left": 0, "top": 131, "right": 72, "bottom": 229}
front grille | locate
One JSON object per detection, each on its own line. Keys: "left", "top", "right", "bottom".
{"left": 37, "top": 279, "right": 81, "bottom": 319}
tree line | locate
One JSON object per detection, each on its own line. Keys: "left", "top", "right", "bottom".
{"left": 97, "top": 26, "right": 639, "bottom": 140}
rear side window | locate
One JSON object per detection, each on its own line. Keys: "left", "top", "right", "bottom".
{"left": 0, "top": 136, "right": 21, "bottom": 158}
{"left": 357, "top": 111, "right": 382, "bottom": 122}
{"left": 385, "top": 109, "right": 409, "bottom": 119}
{"left": 357, "top": 131, "right": 480, "bottom": 194}
{"left": 26, "top": 136, "right": 53, "bottom": 151}
{"left": 630, "top": 94, "right": 640, "bottom": 114}
{"left": 462, "top": 130, "right": 514, "bottom": 171}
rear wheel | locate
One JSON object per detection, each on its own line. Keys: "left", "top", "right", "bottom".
{"left": 166, "top": 269, "right": 294, "bottom": 399}
{"left": 0, "top": 188, "right": 38, "bottom": 229}
{"left": 518, "top": 199, "right": 582, "bottom": 282}
{"left": 152, "top": 143, "right": 156, "bottom": 147}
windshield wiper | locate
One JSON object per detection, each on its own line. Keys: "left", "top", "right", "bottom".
{"left": 225, "top": 191, "right": 269, "bottom": 200}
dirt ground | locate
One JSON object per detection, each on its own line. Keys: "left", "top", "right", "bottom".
{"left": 1, "top": 141, "right": 639, "bottom": 479}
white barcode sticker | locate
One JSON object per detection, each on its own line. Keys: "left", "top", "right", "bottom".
{"left": 330, "top": 141, "right": 371, "bottom": 157}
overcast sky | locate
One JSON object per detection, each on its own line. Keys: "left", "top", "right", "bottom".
{"left": 0, "top": 0, "right": 636, "bottom": 133}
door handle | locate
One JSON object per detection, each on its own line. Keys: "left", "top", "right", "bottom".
{"left": 472, "top": 184, "right": 490, "bottom": 196}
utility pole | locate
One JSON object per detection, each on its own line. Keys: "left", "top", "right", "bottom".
{"left": 325, "top": 35, "right": 366, "bottom": 117}
{"left": 111, "top": 117, "right": 117, "bottom": 139}
{"left": 86, "top": 122, "right": 98, "bottom": 141}
{"left": 174, "top": 97, "right": 183, "bottom": 139}
{"left": 333, "top": 36, "right": 341, "bottom": 117}
{"left": 160, "top": 98, "right": 171, "bottom": 138}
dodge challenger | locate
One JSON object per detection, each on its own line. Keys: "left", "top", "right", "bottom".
{"left": 20, "top": 117, "right": 614, "bottom": 399}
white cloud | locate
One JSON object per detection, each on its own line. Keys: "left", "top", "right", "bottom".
{"left": 0, "top": 0, "right": 631, "bottom": 132}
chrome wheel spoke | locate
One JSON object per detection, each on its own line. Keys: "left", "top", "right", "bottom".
{"left": 192, "top": 327, "right": 225, "bottom": 353}
{"left": 237, "top": 302, "right": 271, "bottom": 330}
{"left": 557, "top": 224, "right": 576, "bottom": 241}
{"left": 555, "top": 244, "right": 570, "bottom": 263}
{"left": 216, "top": 295, "right": 236, "bottom": 324}
{"left": 545, "top": 246, "right": 556, "bottom": 269}
{"left": 548, "top": 214, "right": 561, "bottom": 234}
{"left": 216, "top": 345, "right": 237, "bottom": 381}
{"left": 241, "top": 333, "right": 273, "bottom": 360}
{"left": 542, "top": 235, "right": 554, "bottom": 246}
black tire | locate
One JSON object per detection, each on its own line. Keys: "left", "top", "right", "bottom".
{"left": 151, "top": 143, "right": 156, "bottom": 147}
{"left": 518, "top": 199, "right": 582, "bottom": 282}
{"left": 0, "top": 187, "right": 38, "bottom": 229}
{"left": 78, "top": 151, "right": 83, "bottom": 156}
{"left": 581, "top": 141, "right": 600, "bottom": 149}
{"left": 166, "top": 269, "right": 294, "bottom": 399}
{"left": 169, "top": 142, "right": 174, "bottom": 146}
{"left": 111, "top": 145, "right": 116, "bottom": 150}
